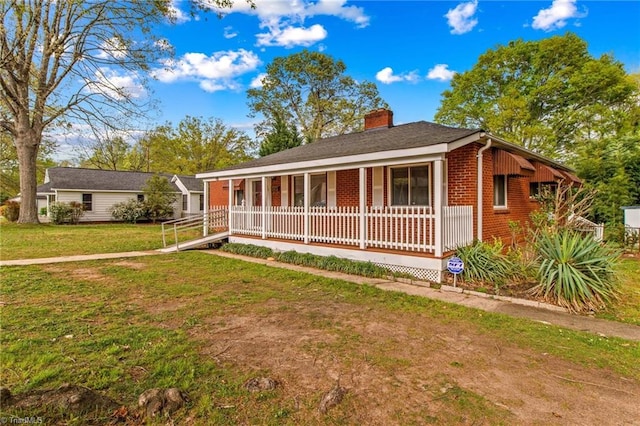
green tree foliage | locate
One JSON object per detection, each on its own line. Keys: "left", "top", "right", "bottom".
{"left": 0, "top": 0, "right": 237, "bottom": 223}
{"left": 434, "top": 33, "right": 636, "bottom": 158}
{"left": 80, "top": 136, "right": 134, "bottom": 171}
{"left": 143, "top": 175, "right": 176, "bottom": 223}
{"left": 259, "top": 115, "right": 303, "bottom": 157}
{"left": 574, "top": 135, "right": 640, "bottom": 224}
{"left": 247, "top": 50, "right": 388, "bottom": 143}
{"left": 134, "top": 116, "right": 255, "bottom": 174}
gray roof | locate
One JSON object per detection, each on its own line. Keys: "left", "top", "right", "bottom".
{"left": 175, "top": 175, "right": 204, "bottom": 192}
{"left": 215, "top": 121, "right": 480, "bottom": 172}
{"left": 39, "top": 168, "right": 181, "bottom": 192}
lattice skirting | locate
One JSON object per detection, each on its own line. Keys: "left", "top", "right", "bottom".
{"left": 373, "top": 262, "right": 442, "bottom": 283}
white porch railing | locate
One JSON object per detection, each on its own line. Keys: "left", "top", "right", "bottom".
{"left": 228, "top": 205, "right": 473, "bottom": 254}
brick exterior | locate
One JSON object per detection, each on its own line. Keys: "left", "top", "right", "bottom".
{"left": 207, "top": 144, "right": 542, "bottom": 246}
{"left": 364, "top": 109, "right": 393, "bottom": 130}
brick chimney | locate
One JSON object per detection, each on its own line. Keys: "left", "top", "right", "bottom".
{"left": 364, "top": 108, "right": 393, "bottom": 130}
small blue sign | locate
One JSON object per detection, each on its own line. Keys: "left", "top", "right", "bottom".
{"left": 447, "top": 256, "right": 464, "bottom": 274}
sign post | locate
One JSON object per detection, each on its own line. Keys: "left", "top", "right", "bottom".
{"left": 446, "top": 256, "right": 464, "bottom": 288}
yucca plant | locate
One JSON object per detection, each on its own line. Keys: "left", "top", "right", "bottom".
{"left": 455, "top": 239, "right": 515, "bottom": 289}
{"left": 531, "top": 230, "right": 620, "bottom": 313}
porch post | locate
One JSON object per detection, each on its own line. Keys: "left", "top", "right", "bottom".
{"left": 434, "top": 159, "right": 444, "bottom": 257}
{"left": 261, "top": 176, "right": 267, "bottom": 239}
{"left": 304, "top": 172, "right": 310, "bottom": 244}
{"left": 203, "top": 181, "right": 209, "bottom": 237}
{"left": 228, "top": 178, "right": 233, "bottom": 236}
{"left": 359, "top": 167, "right": 367, "bottom": 249}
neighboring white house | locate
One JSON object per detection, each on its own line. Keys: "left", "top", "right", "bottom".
{"left": 37, "top": 167, "right": 204, "bottom": 222}
{"left": 622, "top": 206, "right": 640, "bottom": 231}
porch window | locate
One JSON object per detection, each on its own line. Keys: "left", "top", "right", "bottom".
{"left": 82, "top": 193, "right": 92, "bottom": 211}
{"left": 293, "top": 174, "right": 327, "bottom": 207}
{"left": 391, "top": 166, "right": 429, "bottom": 206}
{"left": 493, "top": 175, "right": 507, "bottom": 208}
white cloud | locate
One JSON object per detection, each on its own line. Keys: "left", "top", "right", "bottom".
{"left": 427, "top": 64, "right": 456, "bottom": 82}
{"left": 250, "top": 73, "right": 268, "bottom": 88}
{"left": 86, "top": 68, "right": 146, "bottom": 100}
{"left": 375, "top": 67, "right": 419, "bottom": 85}
{"left": 445, "top": 0, "right": 478, "bottom": 35}
{"left": 167, "top": 0, "right": 192, "bottom": 23}
{"left": 152, "top": 49, "right": 261, "bottom": 91}
{"left": 224, "top": 26, "right": 238, "bottom": 39}
{"left": 96, "top": 37, "right": 128, "bottom": 60}
{"left": 256, "top": 24, "right": 327, "bottom": 48}
{"left": 202, "top": 0, "right": 369, "bottom": 48}
{"left": 532, "top": 0, "right": 583, "bottom": 31}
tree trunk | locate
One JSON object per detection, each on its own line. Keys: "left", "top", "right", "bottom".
{"left": 16, "top": 134, "right": 41, "bottom": 224}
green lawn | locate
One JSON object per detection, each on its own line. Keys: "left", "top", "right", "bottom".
{"left": 1, "top": 252, "right": 638, "bottom": 425}
{"left": 596, "top": 256, "right": 640, "bottom": 326}
{"left": 0, "top": 223, "right": 165, "bottom": 260}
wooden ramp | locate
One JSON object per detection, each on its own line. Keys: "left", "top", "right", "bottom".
{"left": 157, "top": 231, "right": 229, "bottom": 253}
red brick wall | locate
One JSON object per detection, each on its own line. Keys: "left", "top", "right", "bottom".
{"left": 209, "top": 181, "right": 228, "bottom": 207}
{"left": 271, "top": 176, "right": 282, "bottom": 207}
{"left": 481, "top": 150, "right": 540, "bottom": 246}
{"left": 447, "top": 144, "right": 480, "bottom": 237}
{"left": 336, "top": 169, "right": 362, "bottom": 206}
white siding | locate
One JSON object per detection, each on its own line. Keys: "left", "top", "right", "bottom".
{"left": 189, "top": 193, "right": 203, "bottom": 214}
{"left": 56, "top": 191, "right": 181, "bottom": 222}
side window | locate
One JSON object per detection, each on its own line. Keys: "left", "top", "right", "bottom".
{"left": 199, "top": 194, "right": 204, "bottom": 211}
{"left": 182, "top": 194, "right": 188, "bottom": 211}
{"left": 137, "top": 194, "right": 144, "bottom": 202}
{"left": 493, "top": 175, "right": 507, "bottom": 208}
{"left": 82, "top": 193, "right": 92, "bottom": 211}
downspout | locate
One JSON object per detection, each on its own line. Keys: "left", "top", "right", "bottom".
{"left": 476, "top": 137, "right": 492, "bottom": 241}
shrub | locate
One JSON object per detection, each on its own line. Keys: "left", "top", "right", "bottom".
{"left": 49, "top": 202, "right": 72, "bottom": 224}
{"left": 111, "top": 199, "right": 147, "bottom": 223}
{"left": 531, "top": 230, "right": 620, "bottom": 313}
{"left": 455, "top": 239, "right": 516, "bottom": 289}
{"left": 2, "top": 201, "right": 20, "bottom": 222}
{"left": 220, "top": 243, "right": 274, "bottom": 259}
{"left": 39, "top": 207, "right": 47, "bottom": 216}
{"left": 143, "top": 175, "right": 176, "bottom": 223}
{"left": 68, "top": 201, "right": 85, "bottom": 224}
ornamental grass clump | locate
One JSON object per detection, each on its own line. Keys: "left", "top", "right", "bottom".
{"left": 455, "top": 239, "right": 516, "bottom": 289}
{"left": 531, "top": 230, "right": 620, "bottom": 313}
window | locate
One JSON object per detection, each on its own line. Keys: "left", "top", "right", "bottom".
{"left": 529, "top": 182, "right": 557, "bottom": 199}
{"left": 199, "top": 194, "right": 204, "bottom": 211}
{"left": 137, "top": 194, "right": 144, "bottom": 202}
{"left": 293, "top": 174, "right": 327, "bottom": 207}
{"left": 391, "top": 166, "right": 429, "bottom": 206}
{"left": 82, "top": 193, "right": 92, "bottom": 211}
{"left": 182, "top": 194, "right": 188, "bottom": 211}
{"left": 493, "top": 175, "right": 507, "bottom": 208}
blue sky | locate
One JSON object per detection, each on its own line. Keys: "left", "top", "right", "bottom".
{"left": 59, "top": 0, "right": 640, "bottom": 160}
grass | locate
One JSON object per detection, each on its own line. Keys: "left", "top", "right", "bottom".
{"left": 596, "top": 257, "right": 640, "bottom": 326}
{"left": 1, "top": 252, "right": 638, "bottom": 424}
{"left": 0, "top": 223, "right": 164, "bottom": 260}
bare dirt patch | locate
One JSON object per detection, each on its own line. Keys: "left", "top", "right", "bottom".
{"left": 187, "top": 298, "right": 640, "bottom": 425}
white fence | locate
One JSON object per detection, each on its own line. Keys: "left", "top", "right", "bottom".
{"left": 228, "top": 205, "right": 473, "bottom": 254}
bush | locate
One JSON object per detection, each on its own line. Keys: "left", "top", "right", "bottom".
{"left": 455, "top": 239, "right": 516, "bottom": 289}
{"left": 110, "top": 199, "right": 147, "bottom": 223}
{"left": 39, "top": 207, "right": 47, "bottom": 216}
{"left": 531, "top": 230, "right": 620, "bottom": 313}
{"left": 219, "top": 243, "right": 394, "bottom": 278}
{"left": 1, "top": 201, "right": 20, "bottom": 222}
{"left": 49, "top": 202, "right": 72, "bottom": 224}
{"left": 68, "top": 201, "right": 85, "bottom": 224}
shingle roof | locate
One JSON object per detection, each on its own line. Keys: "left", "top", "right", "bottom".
{"left": 215, "top": 121, "right": 480, "bottom": 172}
{"left": 41, "top": 168, "right": 181, "bottom": 192}
{"left": 175, "top": 175, "right": 204, "bottom": 192}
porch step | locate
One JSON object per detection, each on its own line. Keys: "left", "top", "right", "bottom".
{"left": 157, "top": 231, "right": 229, "bottom": 253}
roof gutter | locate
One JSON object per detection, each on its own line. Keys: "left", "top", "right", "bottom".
{"left": 477, "top": 136, "right": 492, "bottom": 241}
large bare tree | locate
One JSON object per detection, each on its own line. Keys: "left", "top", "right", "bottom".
{"left": 0, "top": 0, "right": 237, "bottom": 223}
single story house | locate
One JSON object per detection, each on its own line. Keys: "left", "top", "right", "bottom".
{"left": 196, "top": 109, "right": 580, "bottom": 282}
{"left": 37, "top": 167, "right": 204, "bottom": 222}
